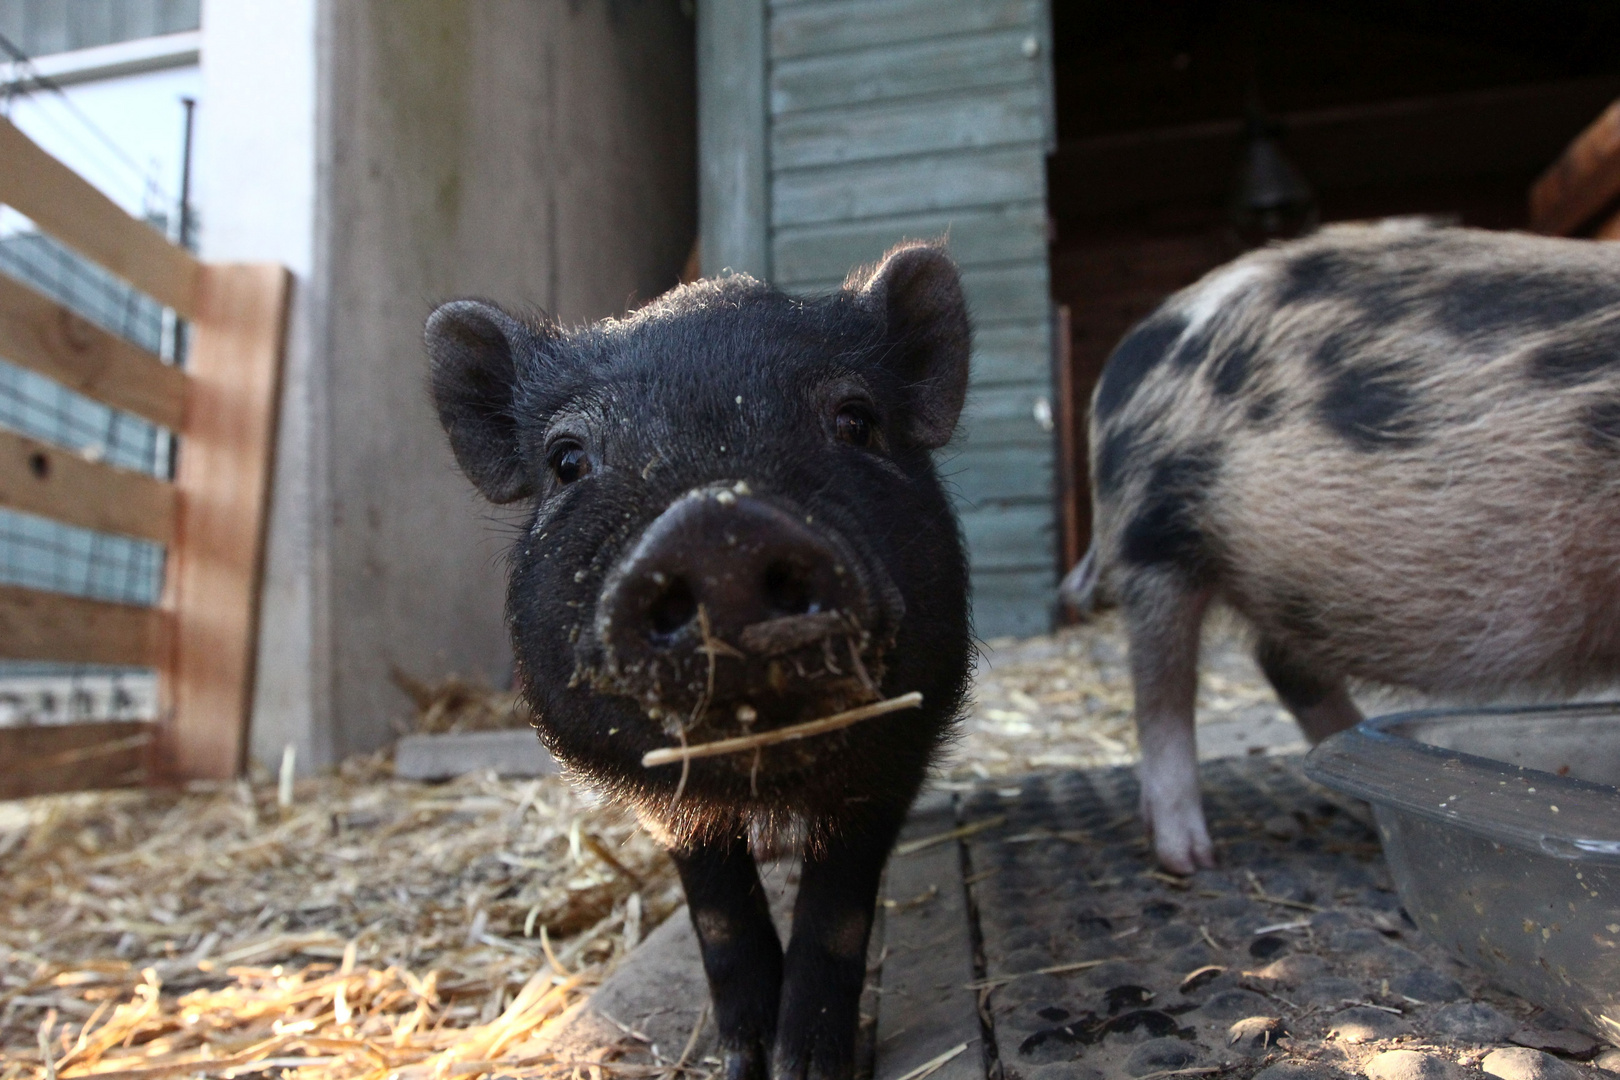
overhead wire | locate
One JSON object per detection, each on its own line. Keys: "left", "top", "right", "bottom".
{"left": 0, "top": 29, "right": 177, "bottom": 210}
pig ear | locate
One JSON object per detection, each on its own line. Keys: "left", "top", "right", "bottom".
{"left": 424, "top": 299, "right": 541, "bottom": 503}
{"left": 849, "top": 243, "right": 971, "bottom": 449}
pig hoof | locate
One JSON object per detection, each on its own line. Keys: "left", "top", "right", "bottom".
{"left": 770, "top": 1056, "right": 848, "bottom": 1080}
{"left": 723, "top": 1044, "right": 770, "bottom": 1080}
{"left": 1152, "top": 821, "right": 1217, "bottom": 875}
{"left": 772, "top": 1034, "right": 853, "bottom": 1080}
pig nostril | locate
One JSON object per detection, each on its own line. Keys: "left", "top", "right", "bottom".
{"left": 764, "top": 560, "right": 817, "bottom": 616}
{"left": 646, "top": 576, "right": 698, "bottom": 638}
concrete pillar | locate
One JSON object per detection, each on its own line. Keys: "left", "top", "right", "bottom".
{"left": 199, "top": 0, "right": 696, "bottom": 770}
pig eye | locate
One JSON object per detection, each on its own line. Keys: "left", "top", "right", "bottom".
{"left": 834, "top": 404, "right": 876, "bottom": 449}
{"left": 549, "top": 441, "right": 591, "bottom": 484}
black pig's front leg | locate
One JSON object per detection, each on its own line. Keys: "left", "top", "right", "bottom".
{"left": 671, "top": 836, "right": 784, "bottom": 1080}
{"left": 773, "top": 808, "right": 905, "bottom": 1080}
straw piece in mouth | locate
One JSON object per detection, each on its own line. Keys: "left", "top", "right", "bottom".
{"left": 641, "top": 691, "right": 923, "bottom": 768}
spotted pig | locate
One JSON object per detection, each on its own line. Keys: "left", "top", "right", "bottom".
{"left": 1062, "top": 220, "right": 1620, "bottom": 874}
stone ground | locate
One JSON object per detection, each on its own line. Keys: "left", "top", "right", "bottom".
{"left": 538, "top": 615, "right": 1620, "bottom": 1080}
{"left": 963, "top": 757, "right": 1611, "bottom": 1080}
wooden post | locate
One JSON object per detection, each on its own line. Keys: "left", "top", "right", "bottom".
{"left": 698, "top": 0, "right": 771, "bottom": 279}
{"left": 1051, "top": 304, "right": 1082, "bottom": 581}
{"left": 1530, "top": 97, "right": 1620, "bottom": 236}
{"left": 0, "top": 721, "right": 150, "bottom": 799}
{"left": 158, "top": 263, "right": 290, "bottom": 780}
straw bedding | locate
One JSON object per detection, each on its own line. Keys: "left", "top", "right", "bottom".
{"left": 0, "top": 614, "right": 1284, "bottom": 1078}
{"left": 0, "top": 752, "right": 681, "bottom": 1078}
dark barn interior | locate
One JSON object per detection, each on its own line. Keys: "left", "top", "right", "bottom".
{"left": 1048, "top": 0, "right": 1620, "bottom": 569}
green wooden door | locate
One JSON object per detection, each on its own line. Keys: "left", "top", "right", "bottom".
{"left": 700, "top": 0, "right": 1057, "bottom": 639}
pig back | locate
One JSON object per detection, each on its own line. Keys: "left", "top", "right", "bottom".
{"left": 1088, "top": 221, "right": 1620, "bottom": 695}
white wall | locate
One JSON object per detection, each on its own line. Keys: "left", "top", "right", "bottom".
{"left": 1, "top": 49, "right": 199, "bottom": 236}
{"left": 195, "top": 0, "right": 330, "bottom": 771}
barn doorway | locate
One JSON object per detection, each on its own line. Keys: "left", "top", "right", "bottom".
{"left": 1048, "top": 1, "right": 1620, "bottom": 577}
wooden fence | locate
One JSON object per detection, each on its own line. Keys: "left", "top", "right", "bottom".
{"left": 0, "top": 116, "right": 288, "bottom": 798}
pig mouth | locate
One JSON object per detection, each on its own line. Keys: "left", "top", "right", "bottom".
{"left": 585, "top": 606, "right": 893, "bottom": 751}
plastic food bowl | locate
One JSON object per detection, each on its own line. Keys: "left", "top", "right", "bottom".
{"left": 1305, "top": 703, "right": 1620, "bottom": 1039}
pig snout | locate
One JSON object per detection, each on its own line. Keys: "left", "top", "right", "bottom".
{"left": 603, "top": 487, "right": 863, "bottom": 640}
{"left": 593, "top": 486, "right": 892, "bottom": 724}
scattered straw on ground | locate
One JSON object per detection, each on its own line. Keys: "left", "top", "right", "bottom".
{"left": 390, "top": 669, "right": 531, "bottom": 735}
{"left": 950, "top": 609, "right": 1293, "bottom": 781}
{"left": 0, "top": 752, "right": 680, "bottom": 1078}
{"left": 0, "top": 614, "right": 1293, "bottom": 1078}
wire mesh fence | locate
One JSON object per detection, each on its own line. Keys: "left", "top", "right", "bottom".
{"left": 0, "top": 226, "right": 173, "bottom": 721}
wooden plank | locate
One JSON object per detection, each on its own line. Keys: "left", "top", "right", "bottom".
{"left": 1052, "top": 304, "right": 1082, "bottom": 578}
{"left": 960, "top": 501, "right": 1054, "bottom": 572}
{"left": 0, "top": 428, "right": 175, "bottom": 543}
{"left": 972, "top": 318, "right": 1051, "bottom": 386}
{"left": 873, "top": 792, "right": 986, "bottom": 1080}
{"left": 1051, "top": 76, "right": 1620, "bottom": 222}
{"left": 937, "top": 442, "right": 1052, "bottom": 506}
{"left": 773, "top": 85, "right": 1047, "bottom": 171}
{"left": 699, "top": 0, "right": 771, "bottom": 278}
{"left": 533, "top": 865, "right": 797, "bottom": 1069}
{"left": 0, "top": 271, "right": 187, "bottom": 429}
{"left": 970, "top": 566, "right": 1056, "bottom": 639}
{"left": 772, "top": 29, "right": 1044, "bottom": 116}
{"left": 959, "top": 260, "right": 1050, "bottom": 324}
{"left": 775, "top": 145, "right": 1046, "bottom": 228}
{"left": 0, "top": 584, "right": 166, "bottom": 665}
{"left": 160, "top": 263, "right": 290, "bottom": 781}
{"left": 1530, "top": 97, "right": 1620, "bottom": 236}
{"left": 772, "top": 0, "right": 1037, "bottom": 60}
{"left": 0, "top": 720, "right": 149, "bottom": 799}
{"left": 1597, "top": 206, "right": 1620, "bottom": 240}
{"left": 787, "top": 260, "right": 1051, "bottom": 328}
{"left": 772, "top": 201, "right": 1046, "bottom": 284}
{"left": 0, "top": 116, "right": 201, "bottom": 316}
{"left": 1051, "top": 231, "right": 1232, "bottom": 299}
{"left": 960, "top": 379, "right": 1054, "bottom": 448}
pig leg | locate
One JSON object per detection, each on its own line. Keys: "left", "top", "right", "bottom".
{"left": 671, "top": 836, "right": 784, "bottom": 1080}
{"left": 773, "top": 810, "right": 904, "bottom": 1080}
{"left": 1255, "top": 638, "right": 1363, "bottom": 743}
{"left": 1125, "top": 574, "right": 1215, "bottom": 874}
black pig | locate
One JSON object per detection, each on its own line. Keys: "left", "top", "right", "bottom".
{"left": 425, "top": 244, "right": 973, "bottom": 1080}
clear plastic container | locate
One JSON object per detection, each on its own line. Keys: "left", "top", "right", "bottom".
{"left": 1304, "top": 703, "right": 1620, "bottom": 1040}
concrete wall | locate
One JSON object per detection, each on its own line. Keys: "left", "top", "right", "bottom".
{"left": 201, "top": 0, "right": 696, "bottom": 770}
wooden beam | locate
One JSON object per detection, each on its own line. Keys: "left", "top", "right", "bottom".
{"left": 1530, "top": 98, "right": 1620, "bottom": 236}
{"left": 699, "top": 0, "right": 771, "bottom": 278}
{"left": 0, "top": 584, "right": 166, "bottom": 666}
{"left": 0, "top": 271, "right": 187, "bottom": 429}
{"left": 0, "top": 721, "right": 149, "bottom": 799}
{"left": 159, "top": 263, "right": 290, "bottom": 781}
{"left": 0, "top": 428, "right": 175, "bottom": 543}
{"left": 0, "top": 115, "right": 202, "bottom": 317}
{"left": 1051, "top": 304, "right": 1082, "bottom": 581}
{"left": 1050, "top": 77, "right": 1620, "bottom": 222}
